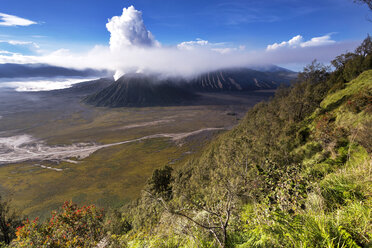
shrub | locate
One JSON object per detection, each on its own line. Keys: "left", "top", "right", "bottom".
{"left": 12, "top": 201, "right": 105, "bottom": 248}
{"left": 104, "top": 209, "right": 132, "bottom": 236}
{"left": 0, "top": 241, "right": 8, "bottom": 248}
{"left": 346, "top": 91, "right": 372, "bottom": 113}
{"left": 0, "top": 196, "right": 23, "bottom": 245}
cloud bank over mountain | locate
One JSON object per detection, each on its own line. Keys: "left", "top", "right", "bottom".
{"left": 0, "top": 6, "right": 360, "bottom": 78}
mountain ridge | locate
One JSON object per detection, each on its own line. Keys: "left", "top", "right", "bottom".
{"left": 84, "top": 67, "right": 296, "bottom": 107}
{"left": 0, "top": 63, "right": 112, "bottom": 78}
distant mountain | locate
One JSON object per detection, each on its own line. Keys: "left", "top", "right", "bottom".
{"left": 84, "top": 73, "right": 196, "bottom": 107}
{"left": 0, "top": 63, "right": 111, "bottom": 78}
{"left": 189, "top": 68, "right": 296, "bottom": 91}
{"left": 249, "top": 64, "right": 296, "bottom": 73}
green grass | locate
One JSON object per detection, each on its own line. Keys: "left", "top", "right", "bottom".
{"left": 321, "top": 70, "right": 372, "bottom": 110}
{"left": 236, "top": 150, "right": 371, "bottom": 248}
{"left": 0, "top": 138, "right": 192, "bottom": 219}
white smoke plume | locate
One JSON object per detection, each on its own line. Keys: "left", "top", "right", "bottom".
{"left": 106, "top": 6, "right": 159, "bottom": 51}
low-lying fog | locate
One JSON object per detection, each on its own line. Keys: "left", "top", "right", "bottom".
{"left": 0, "top": 77, "right": 98, "bottom": 92}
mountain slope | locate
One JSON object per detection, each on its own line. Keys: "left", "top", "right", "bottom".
{"left": 123, "top": 68, "right": 371, "bottom": 247}
{"left": 84, "top": 74, "right": 196, "bottom": 107}
{"left": 0, "top": 63, "right": 111, "bottom": 78}
{"left": 60, "top": 78, "right": 114, "bottom": 94}
{"left": 84, "top": 67, "right": 296, "bottom": 108}
{"left": 189, "top": 68, "right": 296, "bottom": 91}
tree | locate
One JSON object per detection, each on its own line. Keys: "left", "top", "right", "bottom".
{"left": 355, "top": 34, "right": 372, "bottom": 57}
{"left": 285, "top": 60, "right": 330, "bottom": 121}
{"left": 147, "top": 159, "right": 249, "bottom": 248}
{"left": 354, "top": 0, "right": 372, "bottom": 10}
{"left": 297, "top": 59, "right": 330, "bottom": 85}
{"left": 331, "top": 52, "right": 357, "bottom": 70}
{"left": 330, "top": 35, "right": 372, "bottom": 83}
{"left": 148, "top": 165, "right": 173, "bottom": 200}
{"left": 0, "top": 195, "right": 23, "bottom": 245}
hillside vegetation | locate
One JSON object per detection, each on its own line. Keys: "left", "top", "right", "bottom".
{"left": 1, "top": 36, "right": 371, "bottom": 248}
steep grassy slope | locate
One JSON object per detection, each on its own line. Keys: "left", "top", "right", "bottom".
{"left": 116, "top": 69, "right": 371, "bottom": 248}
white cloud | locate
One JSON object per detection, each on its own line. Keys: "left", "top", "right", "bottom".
{"left": 0, "top": 40, "right": 40, "bottom": 56}
{"left": 4, "top": 40, "right": 40, "bottom": 49}
{"left": 267, "top": 34, "right": 336, "bottom": 51}
{"left": 106, "top": 5, "right": 158, "bottom": 51}
{"left": 212, "top": 45, "right": 246, "bottom": 54}
{"left": 0, "top": 6, "right": 359, "bottom": 79}
{"left": 267, "top": 35, "right": 303, "bottom": 50}
{"left": 177, "top": 38, "right": 209, "bottom": 50}
{"left": 0, "top": 50, "right": 14, "bottom": 55}
{"left": 177, "top": 38, "right": 245, "bottom": 54}
{"left": 0, "top": 39, "right": 359, "bottom": 79}
{"left": 0, "top": 13, "right": 37, "bottom": 27}
{"left": 300, "top": 35, "right": 336, "bottom": 47}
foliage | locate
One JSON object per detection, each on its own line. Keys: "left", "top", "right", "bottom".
{"left": 354, "top": 0, "right": 372, "bottom": 10}
{"left": 0, "top": 196, "right": 23, "bottom": 245}
{"left": 11, "top": 201, "right": 105, "bottom": 247}
{"left": 148, "top": 165, "right": 174, "bottom": 200}
{"left": 330, "top": 35, "right": 372, "bottom": 88}
{"left": 119, "top": 37, "right": 372, "bottom": 247}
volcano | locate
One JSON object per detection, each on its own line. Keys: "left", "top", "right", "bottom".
{"left": 84, "top": 67, "right": 296, "bottom": 108}
{"left": 84, "top": 73, "right": 196, "bottom": 107}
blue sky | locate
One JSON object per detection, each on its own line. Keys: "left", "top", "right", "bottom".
{"left": 0, "top": 0, "right": 370, "bottom": 72}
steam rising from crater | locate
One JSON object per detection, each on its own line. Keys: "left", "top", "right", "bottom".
{"left": 106, "top": 6, "right": 159, "bottom": 51}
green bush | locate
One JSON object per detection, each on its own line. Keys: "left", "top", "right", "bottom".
{"left": 0, "top": 241, "right": 8, "bottom": 248}
{"left": 0, "top": 196, "right": 23, "bottom": 245}
{"left": 11, "top": 201, "right": 105, "bottom": 248}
